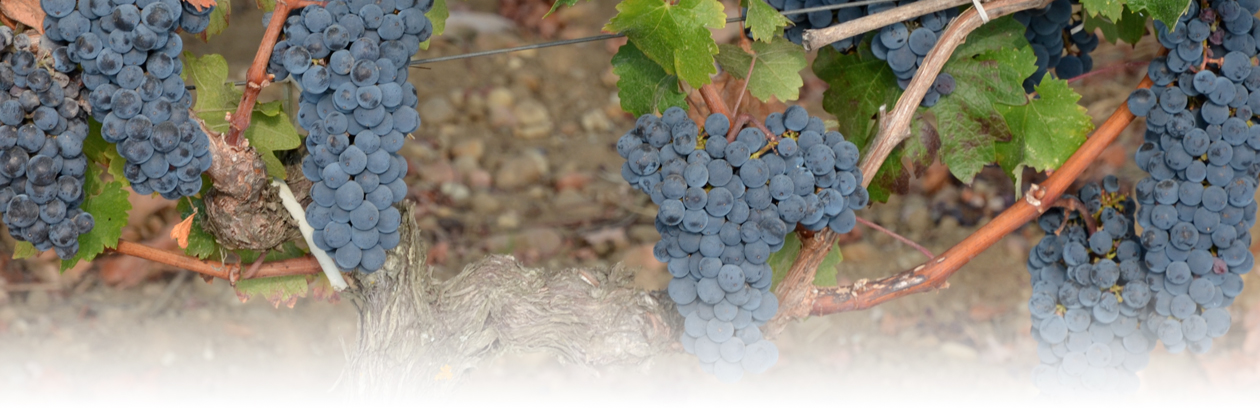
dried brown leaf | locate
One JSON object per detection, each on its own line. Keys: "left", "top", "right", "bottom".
{"left": 0, "top": 0, "right": 44, "bottom": 31}
{"left": 185, "top": 0, "right": 218, "bottom": 12}
{"left": 171, "top": 211, "right": 196, "bottom": 250}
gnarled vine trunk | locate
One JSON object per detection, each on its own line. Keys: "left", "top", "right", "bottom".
{"left": 343, "top": 203, "right": 683, "bottom": 398}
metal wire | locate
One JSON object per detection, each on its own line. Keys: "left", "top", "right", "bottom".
{"left": 211, "top": 0, "right": 908, "bottom": 87}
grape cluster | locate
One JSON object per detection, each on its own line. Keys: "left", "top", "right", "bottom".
{"left": 769, "top": 0, "right": 868, "bottom": 51}
{"left": 1013, "top": 0, "right": 1099, "bottom": 92}
{"left": 1026, "top": 178, "right": 1153, "bottom": 396}
{"left": 1125, "top": 0, "right": 1258, "bottom": 356}
{"left": 871, "top": 10, "right": 958, "bottom": 106}
{"left": 618, "top": 105, "right": 869, "bottom": 381}
{"left": 0, "top": 28, "right": 96, "bottom": 259}
{"left": 276, "top": 1, "right": 433, "bottom": 273}
{"left": 42, "top": 0, "right": 216, "bottom": 199}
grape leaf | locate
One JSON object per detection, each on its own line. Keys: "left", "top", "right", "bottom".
{"left": 183, "top": 53, "right": 299, "bottom": 178}
{"left": 176, "top": 195, "right": 219, "bottom": 259}
{"left": 744, "top": 0, "right": 791, "bottom": 42}
{"left": 547, "top": 0, "right": 588, "bottom": 16}
{"left": 1085, "top": 5, "right": 1147, "bottom": 45}
{"left": 604, "top": 0, "right": 727, "bottom": 88}
{"left": 419, "top": 0, "right": 448, "bottom": 51}
{"left": 82, "top": 119, "right": 130, "bottom": 188}
{"left": 815, "top": 44, "right": 907, "bottom": 201}
{"left": 234, "top": 275, "right": 310, "bottom": 308}
{"left": 1081, "top": 0, "right": 1124, "bottom": 21}
{"left": 1128, "top": 0, "right": 1191, "bottom": 27}
{"left": 12, "top": 241, "right": 36, "bottom": 260}
{"left": 715, "top": 37, "right": 807, "bottom": 102}
{"left": 612, "top": 42, "right": 688, "bottom": 117}
{"left": 233, "top": 243, "right": 311, "bottom": 308}
{"left": 257, "top": 0, "right": 276, "bottom": 12}
{"left": 768, "top": 234, "right": 844, "bottom": 291}
{"left": 926, "top": 45, "right": 1037, "bottom": 184}
{"left": 202, "top": 0, "right": 232, "bottom": 41}
{"left": 62, "top": 165, "right": 132, "bottom": 271}
{"left": 245, "top": 100, "right": 301, "bottom": 178}
{"left": 995, "top": 74, "right": 1094, "bottom": 179}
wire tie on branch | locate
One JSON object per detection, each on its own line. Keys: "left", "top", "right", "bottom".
{"left": 972, "top": 0, "right": 991, "bottom": 22}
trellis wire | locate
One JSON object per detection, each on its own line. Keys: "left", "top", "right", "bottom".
{"left": 221, "top": 0, "right": 906, "bottom": 86}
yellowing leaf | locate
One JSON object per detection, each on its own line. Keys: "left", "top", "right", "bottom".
{"left": 716, "top": 37, "right": 807, "bottom": 103}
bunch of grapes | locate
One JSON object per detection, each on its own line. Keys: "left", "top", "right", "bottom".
{"left": 274, "top": 1, "right": 432, "bottom": 273}
{"left": 1125, "top": 0, "right": 1259, "bottom": 356}
{"left": 618, "top": 105, "right": 869, "bottom": 381}
{"left": 41, "top": 0, "right": 216, "bottom": 199}
{"left": 1013, "top": 0, "right": 1099, "bottom": 92}
{"left": 1025, "top": 177, "right": 1153, "bottom": 396}
{"left": 768, "top": 0, "right": 868, "bottom": 51}
{"left": 0, "top": 27, "right": 96, "bottom": 259}
{"left": 871, "top": 9, "right": 958, "bottom": 106}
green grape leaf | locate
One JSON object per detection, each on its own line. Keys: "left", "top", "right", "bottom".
{"left": 715, "top": 37, "right": 808, "bottom": 102}
{"left": 926, "top": 46, "right": 1037, "bottom": 184}
{"left": 183, "top": 53, "right": 298, "bottom": 178}
{"left": 1128, "top": 0, "right": 1191, "bottom": 27}
{"left": 202, "top": 0, "right": 232, "bottom": 41}
{"left": 768, "top": 234, "right": 845, "bottom": 291}
{"left": 234, "top": 275, "right": 310, "bottom": 308}
{"left": 612, "top": 42, "right": 688, "bottom": 117}
{"left": 547, "top": 0, "right": 588, "bottom": 16}
{"left": 256, "top": 0, "right": 276, "bottom": 12}
{"left": 245, "top": 101, "right": 302, "bottom": 178}
{"left": 744, "top": 0, "right": 792, "bottom": 42}
{"left": 419, "top": 0, "right": 448, "bottom": 51}
{"left": 12, "top": 241, "right": 37, "bottom": 260}
{"left": 62, "top": 165, "right": 132, "bottom": 271}
{"left": 604, "top": 0, "right": 727, "bottom": 88}
{"left": 815, "top": 46, "right": 900, "bottom": 150}
{"left": 1081, "top": 0, "right": 1124, "bottom": 21}
{"left": 1085, "top": 5, "right": 1148, "bottom": 45}
{"left": 996, "top": 75, "right": 1095, "bottom": 177}
{"left": 184, "top": 52, "right": 238, "bottom": 135}
{"left": 82, "top": 118, "right": 130, "bottom": 187}
{"left": 176, "top": 195, "right": 220, "bottom": 259}
{"left": 953, "top": 16, "right": 1032, "bottom": 57}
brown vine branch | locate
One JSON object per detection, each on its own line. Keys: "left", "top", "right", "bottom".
{"left": 801, "top": 0, "right": 974, "bottom": 51}
{"left": 855, "top": 216, "right": 934, "bottom": 259}
{"left": 699, "top": 84, "right": 733, "bottom": 124}
{"left": 806, "top": 75, "right": 1154, "bottom": 316}
{"left": 224, "top": 0, "right": 324, "bottom": 147}
{"left": 110, "top": 241, "right": 323, "bottom": 281}
{"left": 857, "top": 0, "right": 1054, "bottom": 182}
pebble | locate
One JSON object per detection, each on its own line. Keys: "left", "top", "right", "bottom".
{"left": 467, "top": 169, "right": 493, "bottom": 190}
{"left": 470, "top": 193, "right": 501, "bottom": 214}
{"left": 451, "top": 139, "right": 485, "bottom": 160}
{"left": 440, "top": 182, "right": 471, "bottom": 204}
{"left": 420, "top": 97, "right": 456, "bottom": 125}
{"left": 497, "top": 211, "right": 521, "bottom": 229}
{"left": 580, "top": 109, "right": 612, "bottom": 132}
{"left": 939, "top": 341, "right": 979, "bottom": 361}
{"left": 495, "top": 150, "right": 550, "bottom": 190}
{"left": 487, "top": 87, "right": 514, "bottom": 107}
{"left": 519, "top": 228, "right": 563, "bottom": 257}
{"left": 513, "top": 100, "right": 553, "bottom": 139}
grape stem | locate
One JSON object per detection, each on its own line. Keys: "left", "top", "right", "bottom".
{"left": 800, "top": 0, "right": 979, "bottom": 51}
{"left": 1048, "top": 196, "right": 1097, "bottom": 235}
{"left": 224, "top": 0, "right": 327, "bottom": 148}
{"left": 698, "top": 84, "right": 733, "bottom": 124}
{"left": 854, "top": 215, "right": 935, "bottom": 259}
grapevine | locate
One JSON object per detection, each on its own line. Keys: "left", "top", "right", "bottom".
{"left": 0, "top": 0, "right": 1253, "bottom": 399}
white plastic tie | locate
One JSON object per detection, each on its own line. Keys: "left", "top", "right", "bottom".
{"left": 973, "top": 0, "right": 991, "bottom": 23}
{"left": 272, "top": 179, "right": 349, "bottom": 291}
